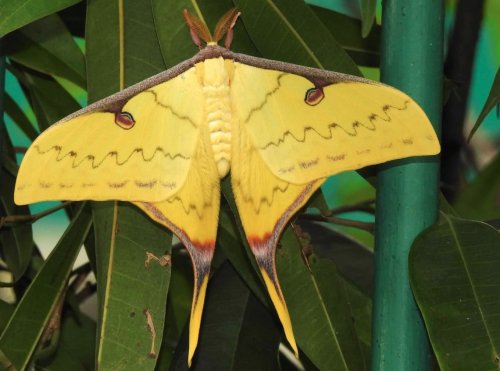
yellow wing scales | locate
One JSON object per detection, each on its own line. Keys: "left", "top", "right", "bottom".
{"left": 232, "top": 62, "right": 440, "bottom": 184}
{"left": 15, "top": 66, "right": 204, "bottom": 204}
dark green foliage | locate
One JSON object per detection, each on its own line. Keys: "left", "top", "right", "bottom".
{"left": 410, "top": 215, "right": 500, "bottom": 371}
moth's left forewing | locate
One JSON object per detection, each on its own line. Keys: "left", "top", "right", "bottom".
{"left": 15, "top": 56, "right": 207, "bottom": 205}
{"left": 231, "top": 54, "right": 440, "bottom": 185}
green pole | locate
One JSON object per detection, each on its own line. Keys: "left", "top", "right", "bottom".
{"left": 371, "top": 0, "right": 443, "bottom": 370}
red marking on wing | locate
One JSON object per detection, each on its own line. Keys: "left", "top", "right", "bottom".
{"left": 304, "top": 87, "right": 325, "bottom": 106}
{"left": 190, "top": 239, "right": 216, "bottom": 252}
{"left": 247, "top": 233, "right": 272, "bottom": 252}
{"left": 115, "top": 112, "right": 135, "bottom": 129}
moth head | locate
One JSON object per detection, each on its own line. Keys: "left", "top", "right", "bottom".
{"left": 183, "top": 8, "right": 240, "bottom": 49}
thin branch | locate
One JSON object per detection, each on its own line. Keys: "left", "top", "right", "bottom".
{"left": 40, "top": 293, "right": 65, "bottom": 346}
{"left": 74, "top": 282, "right": 97, "bottom": 303}
{"left": 299, "top": 213, "right": 375, "bottom": 234}
{"left": 0, "top": 201, "right": 74, "bottom": 228}
{"left": 69, "top": 264, "right": 96, "bottom": 303}
{"left": 69, "top": 263, "right": 92, "bottom": 293}
{"left": 290, "top": 222, "right": 313, "bottom": 272}
{"left": 316, "top": 199, "right": 375, "bottom": 217}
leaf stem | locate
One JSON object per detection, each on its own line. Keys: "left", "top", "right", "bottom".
{"left": 0, "top": 201, "right": 74, "bottom": 228}
{"left": 317, "top": 199, "right": 375, "bottom": 217}
{"left": 299, "top": 213, "right": 374, "bottom": 233}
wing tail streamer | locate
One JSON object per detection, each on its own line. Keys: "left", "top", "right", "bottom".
{"left": 231, "top": 116, "right": 323, "bottom": 355}
{"left": 135, "top": 131, "right": 220, "bottom": 366}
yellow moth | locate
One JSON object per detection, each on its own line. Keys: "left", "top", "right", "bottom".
{"left": 14, "top": 8, "right": 440, "bottom": 366}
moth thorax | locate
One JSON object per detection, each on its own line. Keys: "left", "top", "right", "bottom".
{"left": 204, "top": 86, "right": 232, "bottom": 178}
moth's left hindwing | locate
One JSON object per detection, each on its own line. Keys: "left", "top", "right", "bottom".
{"left": 15, "top": 65, "right": 204, "bottom": 205}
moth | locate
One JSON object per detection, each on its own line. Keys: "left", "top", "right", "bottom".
{"left": 15, "top": 8, "right": 440, "bottom": 365}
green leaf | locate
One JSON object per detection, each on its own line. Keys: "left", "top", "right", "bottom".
{"left": 342, "top": 279, "right": 372, "bottom": 359}
{"left": 0, "top": 204, "right": 91, "bottom": 371}
{"left": 468, "top": 67, "right": 500, "bottom": 142}
{"left": 4, "top": 14, "right": 86, "bottom": 88}
{"left": 151, "top": 0, "right": 197, "bottom": 67}
{"left": 171, "top": 262, "right": 281, "bottom": 369}
{"left": 234, "top": 0, "right": 360, "bottom": 75}
{"left": 410, "top": 213, "right": 500, "bottom": 371}
{"left": 0, "top": 187, "right": 33, "bottom": 282}
{"left": 86, "top": 2, "right": 172, "bottom": 369}
{"left": 85, "top": 0, "right": 119, "bottom": 101}
{"left": 453, "top": 152, "right": 500, "bottom": 221}
{"left": 37, "top": 350, "right": 87, "bottom": 371}
{"left": 0, "top": 301, "right": 14, "bottom": 332}
{"left": 0, "top": 0, "right": 82, "bottom": 38}
{"left": 93, "top": 202, "right": 172, "bottom": 370}
{"left": 299, "top": 220, "right": 373, "bottom": 359}
{"left": 8, "top": 63, "right": 81, "bottom": 131}
{"left": 311, "top": 6, "right": 380, "bottom": 67}
{"left": 299, "top": 220, "right": 374, "bottom": 296}
{"left": 4, "top": 93, "right": 39, "bottom": 141}
{"left": 0, "top": 135, "right": 33, "bottom": 281}
{"left": 86, "top": 0, "right": 165, "bottom": 101}
{"left": 439, "top": 192, "right": 460, "bottom": 217}
{"left": 55, "top": 308, "right": 96, "bottom": 369}
{"left": 121, "top": 1, "right": 165, "bottom": 84}
{"left": 278, "top": 229, "right": 367, "bottom": 370}
{"left": 359, "top": 0, "right": 377, "bottom": 37}
{"left": 35, "top": 308, "right": 96, "bottom": 370}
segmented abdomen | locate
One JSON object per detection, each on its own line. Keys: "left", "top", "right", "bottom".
{"left": 204, "top": 85, "right": 232, "bottom": 178}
